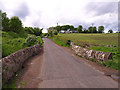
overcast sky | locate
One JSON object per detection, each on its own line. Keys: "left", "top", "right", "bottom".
{"left": 0, "top": 0, "right": 119, "bottom": 33}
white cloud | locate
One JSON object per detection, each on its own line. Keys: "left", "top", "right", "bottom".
{"left": 0, "top": 0, "right": 118, "bottom": 33}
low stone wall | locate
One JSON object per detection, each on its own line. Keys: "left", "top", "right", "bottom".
{"left": 2, "top": 42, "right": 42, "bottom": 85}
{"left": 71, "top": 42, "right": 113, "bottom": 62}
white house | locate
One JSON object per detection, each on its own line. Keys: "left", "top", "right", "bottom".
{"left": 59, "top": 30, "right": 65, "bottom": 33}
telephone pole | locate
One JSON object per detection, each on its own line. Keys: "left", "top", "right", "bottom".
{"left": 92, "top": 23, "right": 94, "bottom": 35}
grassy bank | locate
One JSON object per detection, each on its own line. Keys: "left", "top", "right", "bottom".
{"left": 49, "top": 35, "right": 71, "bottom": 47}
{"left": 51, "top": 33, "right": 119, "bottom": 70}
{"left": 2, "top": 31, "right": 43, "bottom": 58}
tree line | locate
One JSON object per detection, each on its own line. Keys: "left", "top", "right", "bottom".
{"left": 49, "top": 24, "right": 114, "bottom": 33}
{"left": 0, "top": 10, "right": 42, "bottom": 36}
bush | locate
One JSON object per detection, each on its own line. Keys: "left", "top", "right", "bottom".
{"left": 48, "top": 30, "right": 53, "bottom": 37}
{"left": 53, "top": 30, "right": 58, "bottom": 35}
{"left": 36, "top": 36, "right": 43, "bottom": 45}
{"left": 66, "top": 40, "right": 71, "bottom": 46}
{"left": 2, "top": 38, "right": 25, "bottom": 57}
{"left": 42, "top": 33, "right": 48, "bottom": 37}
{"left": 23, "top": 35, "right": 37, "bottom": 47}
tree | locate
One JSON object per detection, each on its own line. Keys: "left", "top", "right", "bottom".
{"left": 77, "top": 25, "right": 83, "bottom": 33}
{"left": 83, "top": 29, "right": 88, "bottom": 33}
{"left": 88, "top": 26, "right": 93, "bottom": 33}
{"left": 2, "top": 17, "right": 10, "bottom": 31}
{"left": 74, "top": 28, "right": 77, "bottom": 30}
{"left": 69, "top": 25, "right": 74, "bottom": 31}
{"left": 93, "top": 27, "right": 97, "bottom": 33}
{"left": 108, "top": 29, "right": 113, "bottom": 33}
{"left": 24, "top": 27, "right": 33, "bottom": 34}
{"left": 98, "top": 26, "right": 104, "bottom": 33}
{"left": 56, "top": 26, "right": 61, "bottom": 32}
{"left": 53, "top": 30, "right": 58, "bottom": 35}
{"left": 61, "top": 25, "right": 70, "bottom": 31}
{"left": 33, "top": 27, "right": 43, "bottom": 36}
{"left": 0, "top": 10, "right": 10, "bottom": 31}
{"left": 24, "top": 27, "right": 43, "bottom": 36}
{"left": 9, "top": 16, "right": 23, "bottom": 33}
{"left": 48, "top": 30, "right": 53, "bottom": 37}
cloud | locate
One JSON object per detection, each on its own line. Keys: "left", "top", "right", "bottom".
{"left": 85, "top": 2, "right": 118, "bottom": 16}
{"left": 0, "top": 2, "right": 4, "bottom": 11}
{"left": 13, "top": 3, "right": 29, "bottom": 19}
{"left": 83, "top": 2, "right": 118, "bottom": 32}
{"left": 0, "top": 0, "right": 118, "bottom": 32}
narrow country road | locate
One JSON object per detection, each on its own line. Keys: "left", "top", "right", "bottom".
{"left": 38, "top": 38, "right": 118, "bottom": 88}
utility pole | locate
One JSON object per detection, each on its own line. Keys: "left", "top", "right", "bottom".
{"left": 92, "top": 23, "right": 94, "bottom": 35}
{"left": 57, "top": 22, "right": 58, "bottom": 32}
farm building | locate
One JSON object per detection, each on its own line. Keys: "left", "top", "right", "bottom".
{"left": 59, "top": 30, "right": 65, "bottom": 33}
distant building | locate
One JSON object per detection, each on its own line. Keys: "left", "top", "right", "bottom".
{"left": 59, "top": 30, "right": 65, "bottom": 33}
{"left": 73, "top": 30, "right": 78, "bottom": 33}
{"left": 59, "top": 29, "right": 78, "bottom": 33}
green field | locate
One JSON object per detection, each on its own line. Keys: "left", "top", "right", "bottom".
{"left": 52, "top": 33, "right": 119, "bottom": 70}
{"left": 58, "top": 33, "right": 118, "bottom": 47}
{"left": 57, "top": 33, "right": 118, "bottom": 52}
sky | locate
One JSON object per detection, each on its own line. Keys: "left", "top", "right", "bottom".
{"left": 0, "top": 0, "right": 119, "bottom": 33}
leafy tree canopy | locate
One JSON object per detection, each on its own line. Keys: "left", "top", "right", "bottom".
{"left": 98, "top": 26, "right": 104, "bottom": 33}
{"left": 108, "top": 29, "right": 113, "bottom": 33}
{"left": 9, "top": 16, "right": 23, "bottom": 33}
{"left": 77, "top": 25, "right": 83, "bottom": 33}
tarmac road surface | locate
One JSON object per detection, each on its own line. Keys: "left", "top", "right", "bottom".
{"left": 38, "top": 38, "right": 118, "bottom": 88}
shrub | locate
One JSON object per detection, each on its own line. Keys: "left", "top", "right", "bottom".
{"left": 36, "top": 36, "right": 43, "bottom": 45}
{"left": 42, "top": 33, "right": 48, "bottom": 37}
{"left": 23, "top": 35, "right": 37, "bottom": 47}
{"left": 2, "top": 38, "right": 25, "bottom": 57}
{"left": 65, "top": 40, "right": 71, "bottom": 46}
{"left": 53, "top": 30, "right": 58, "bottom": 35}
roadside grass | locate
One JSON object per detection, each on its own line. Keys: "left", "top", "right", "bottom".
{"left": 49, "top": 36, "right": 71, "bottom": 47}
{"left": 90, "top": 46, "right": 118, "bottom": 53}
{"left": 3, "top": 69, "right": 27, "bottom": 88}
{"left": 52, "top": 33, "right": 119, "bottom": 70}
{"left": 2, "top": 31, "right": 43, "bottom": 58}
{"left": 90, "top": 45, "right": 119, "bottom": 70}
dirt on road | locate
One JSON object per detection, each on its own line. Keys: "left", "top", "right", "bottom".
{"left": 18, "top": 46, "right": 44, "bottom": 88}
